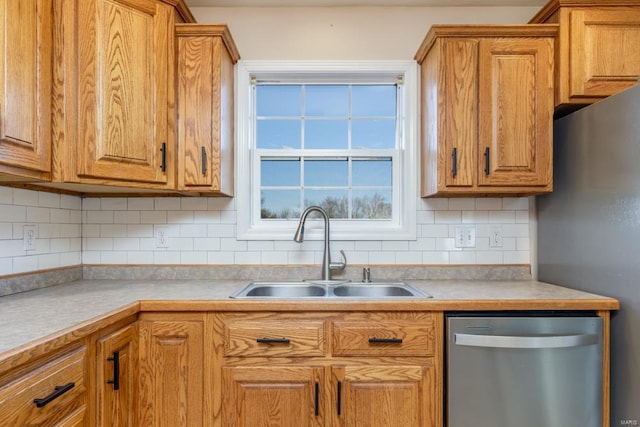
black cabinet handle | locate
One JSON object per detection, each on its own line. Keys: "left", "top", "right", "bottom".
{"left": 107, "top": 351, "right": 120, "bottom": 390}
{"left": 160, "top": 142, "right": 167, "bottom": 172}
{"left": 314, "top": 381, "right": 320, "bottom": 416}
{"left": 484, "top": 147, "right": 490, "bottom": 175}
{"left": 201, "top": 146, "right": 207, "bottom": 176}
{"left": 369, "top": 337, "right": 403, "bottom": 344}
{"left": 336, "top": 381, "right": 342, "bottom": 416}
{"left": 452, "top": 147, "right": 458, "bottom": 177}
{"left": 33, "top": 382, "right": 75, "bottom": 408}
{"left": 256, "top": 337, "right": 290, "bottom": 344}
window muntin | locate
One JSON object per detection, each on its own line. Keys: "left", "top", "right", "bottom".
{"left": 255, "top": 83, "right": 397, "bottom": 221}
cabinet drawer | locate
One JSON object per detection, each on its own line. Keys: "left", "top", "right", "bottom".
{"left": 333, "top": 320, "right": 435, "bottom": 356}
{"left": 224, "top": 320, "right": 325, "bottom": 357}
{"left": 0, "top": 347, "right": 87, "bottom": 426}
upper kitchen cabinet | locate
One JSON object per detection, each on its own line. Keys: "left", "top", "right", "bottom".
{"left": 0, "top": 0, "right": 52, "bottom": 182}
{"left": 52, "top": 0, "right": 195, "bottom": 192}
{"left": 530, "top": 0, "right": 640, "bottom": 107}
{"left": 415, "top": 25, "right": 556, "bottom": 197}
{"left": 176, "top": 24, "right": 239, "bottom": 195}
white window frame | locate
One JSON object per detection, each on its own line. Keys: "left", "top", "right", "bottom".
{"left": 235, "top": 60, "right": 418, "bottom": 241}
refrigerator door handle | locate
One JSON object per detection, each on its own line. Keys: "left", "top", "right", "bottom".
{"left": 454, "top": 333, "right": 599, "bottom": 349}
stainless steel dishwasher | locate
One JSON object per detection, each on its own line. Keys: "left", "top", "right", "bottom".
{"left": 446, "top": 313, "right": 603, "bottom": 427}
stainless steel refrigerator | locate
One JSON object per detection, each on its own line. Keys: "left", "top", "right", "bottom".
{"left": 537, "top": 83, "right": 640, "bottom": 426}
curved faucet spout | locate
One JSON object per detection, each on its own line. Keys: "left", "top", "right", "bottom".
{"left": 293, "top": 206, "right": 346, "bottom": 281}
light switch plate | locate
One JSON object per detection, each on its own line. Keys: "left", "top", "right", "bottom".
{"left": 454, "top": 226, "right": 476, "bottom": 248}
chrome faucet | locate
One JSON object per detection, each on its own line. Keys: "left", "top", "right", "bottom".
{"left": 293, "top": 206, "right": 347, "bottom": 283}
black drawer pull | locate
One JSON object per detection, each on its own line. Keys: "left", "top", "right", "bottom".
{"left": 256, "top": 337, "right": 290, "bottom": 344}
{"left": 33, "top": 382, "right": 75, "bottom": 408}
{"left": 107, "top": 351, "right": 120, "bottom": 390}
{"left": 452, "top": 147, "right": 458, "bottom": 177}
{"left": 314, "top": 381, "right": 320, "bottom": 416}
{"left": 201, "top": 146, "right": 207, "bottom": 176}
{"left": 484, "top": 147, "right": 490, "bottom": 175}
{"left": 369, "top": 337, "right": 403, "bottom": 344}
{"left": 336, "top": 381, "right": 342, "bottom": 416}
{"left": 160, "top": 142, "right": 167, "bottom": 172}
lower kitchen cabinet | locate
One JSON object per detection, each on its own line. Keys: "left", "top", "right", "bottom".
{"left": 0, "top": 346, "right": 87, "bottom": 426}
{"left": 138, "top": 314, "right": 205, "bottom": 427}
{"left": 96, "top": 323, "right": 138, "bottom": 426}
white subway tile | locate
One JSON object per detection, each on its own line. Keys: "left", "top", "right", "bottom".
{"left": 38, "top": 192, "right": 60, "bottom": 208}
{"left": 208, "top": 251, "right": 234, "bottom": 265}
{"left": 113, "top": 238, "right": 140, "bottom": 251}
{"left": 85, "top": 238, "right": 114, "bottom": 251}
{"left": 208, "top": 197, "right": 235, "bottom": 211}
{"left": 170, "top": 238, "right": 194, "bottom": 251}
{"left": 501, "top": 237, "right": 517, "bottom": 251}
{"left": 38, "top": 253, "right": 61, "bottom": 269}
{"left": 50, "top": 238, "right": 71, "bottom": 253}
{"left": 435, "top": 238, "right": 460, "bottom": 251}
{"left": 409, "top": 237, "right": 436, "bottom": 251}
{"left": 345, "top": 251, "right": 369, "bottom": 264}
{"left": 181, "top": 198, "right": 208, "bottom": 211}
{"left": 115, "top": 211, "right": 141, "bottom": 224}
{"left": 167, "top": 211, "right": 193, "bottom": 224}
{"left": 208, "top": 224, "right": 235, "bottom": 238}
{"left": 435, "top": 211, "right": 461, "bottom": 224}
{"left": 69, "top": 210, "right": 81, "bottom": 224}
{"left": 101, "top": 224, "right": 127, "bottom": 237}
{"left": 462, "top": 210, "right": 488, "bottom": 224}
{"left": 154, "top": 251, "right": 181, "bottom": 264}
{"left": 82, "top": 224, "right": 100, "bottom": 238}
{"left": 0, "top": 205, "right": 26, "bottom": 222}
{"left": 86, "top": 210, "right": 114, "bottom": 224}
{"left": 127, "top": 251, "right": 153, "bottom": 264}
{"left": 422, "top": 251, "right": 450, "bottom": 264}
{"left": 355, "top": 241, "right": 382, "bottom": 251}
{"left": 13, "top": 189, "right": 38, "bottom": 206}
{"left": 220, "top": 210, "right": 236, "bottom": 224}
{"left": 0, "top": 223, "right": 11, "bottom": 239}
{"left": 450, "top": 251, "right": 477, "bottom": 265}
{"left": 476, "top": 251, "right": 503, "bottom": 264}
{"left": 516, "top": 237, "right": 530, "bottom": 251}
{"left": 288, "top": 251, "right": 315, "bottom": 264}
{"left": 127, "top": 225, "right": 154, "bottom": 238}
{"left": 0, "top": 240, "right": 25, "bottom": 257}
{"left": 0, "top": 258, "right": 12, "bottom": 275}
{"left": 516, "top": 210, "right": 530, "bottom": 224}
{"left": 194, "top": 211, "right": 221, "bottom": 224}
{"left": 416, "top": 210, "right": 435, "bottom": 225}
{"left": 154, "top": 198, "right": 181, "bottom": 211}
{"left": 12, "top": 256, "right": 38, "bottom": 274}
{"left": 261, "top": 251, "right": 288, "bottom": 264}
{"left": 248, "top": 241, "right": 275, "bottom": 251}
{"left": 99, "top": 198, "right": 127, "bottom": 211}
{"left": 82, "top": 251, "right": 101, "bottom": 264}
{"left": 475, "top": 198, "right": 502, "bottom": 210}
{"left": 474, "top": 237, "right": 491, "bottom": 251}
{"left": 59, "top": 224, "right": 81, "bottom": 238}
{"left": 139, "top": 238, "right": 157, "bottom": 251}
{"left": 369, "top": 251, "right": 396, "bottom": 264}
{"left": 50, "top": 208, "right": 71, "bottom": 224}
{"left": 69, "top": 239, "right": 81, "bottom": 252}
{"left": 503, "top": 224, "right": 529, "bottom": 237}
{"left": 140, "top": 211, "right": 167, "bottom": 224}
{"left": 60, "top": 252, "right": 82, "bottom": 266}
{"left": 274, "top": 241, "right": 300, "bottom": 251}
{"left": 449, "top": 198, "right": 475, "bottom": 210}
{"left": 181, "top": 252, "right": 208, "bottom": 264}
{"left": 382, "top": 241, "right": 408, "bottom": 251}
{"left": 127, "top": 198, "right": 154, "bottom": 211}
{"left": 82, "top": 198, "right": 101, "bottom": 211}
{"left": 27, "top": 207, "right": 50, "bottom": 223}
{"left": 220, "top": 238, "right": 247, "bottom": 251}
{"left": 421, "top": 224, "right": 449, "bottom": 238}
{"left": 396, "top": 251, "right": 422, "bottom": 264}
{"left": 420, "top": 198, "right": 448, "bottom": 211}
{"left": 60, "top": 194, "right": 82, "bottom": 210}
{"left": 502, "top": 197, "right": 529, "bottom": 210}
{"left": 235, "top": 251, "right": 261, "bottom": 264}
{"left": 194, "top": 238, "right": 221, "bottom": 251}
{"left": 489, "top": 210, "right": 515, "bottom": 224}
{"left": 180, "top": 224, "right": 208, "bottom": 238}
{"left": 503, "top": 250, "right": 530, "bottom": 264}
{"left": 100, "top": 251, "right": 127, "bottom": 264}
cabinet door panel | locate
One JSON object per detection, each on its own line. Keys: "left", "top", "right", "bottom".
{"left": 77, "top": 0, "right": 170, "bottom": 183}
{"left": 0, "top": 0, "right": 52, "bottom": 175}
{"left": 222, "top": 366, "right": 324, "bottom": 427}
{"left": 138, "top": 320, "right": 204, "bottom": 427}
{"left": 97, "top": 324, "right": 138, "bottom": 427}
{"left": 569, "top": 9, "right": 640, "bottom": 99}
{"left": 477, "top": 38, "right": 553, "bottom": 187}
{"left": 333, "top": 365, "right": 434, "bottom": 427}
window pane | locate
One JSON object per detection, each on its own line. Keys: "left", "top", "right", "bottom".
{"left": 261, "top": 159, "right": 300, "bottom": 187}
{"left": 261, "top": 190, "right": 301, "bottom": 219}
{"left": 256, "top": 119, "right": 301, "bottom": 149}
{"left": 305, "top": 120, "right": 348, "bottom": 149}
{"left": 352, "top": 119, "right": 396, "bottom": 149}
{"left": 352, "top": 85, "right": 396, "bottom": 117}
{"left": 305, "top": 190, "right": 348, "bottom": 218}
{"left": 257, "top": 85, "right": 301, "bottom": 117}
{"left": 304, "top": 159, "right": 347, "bottom": 187}
{"left": 305, "top": 85, "right": 348, "bottom": 117}
{"left": 352, "top": 159, "right": 392, "bottom": 187}
{"left": 352, "top": 189, "right": 392, "bottom": 219}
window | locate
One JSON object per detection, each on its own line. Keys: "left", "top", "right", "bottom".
{"left": 236, "top": 61, "right": 417, "bottom": 241}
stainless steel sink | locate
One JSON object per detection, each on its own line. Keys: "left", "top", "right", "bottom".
{"left": 230, "top": 281, "right": 431, "bottom": 299}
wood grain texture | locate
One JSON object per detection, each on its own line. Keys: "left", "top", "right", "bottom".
{"left": 176, "top": 24, "right": 238, "bottom": 195}
{"left": 96, "top": 323, "right": 138, "bottom": 427}
{"left": 138, "top": 317, "right": 204, "bottom": 427}
{"left": 0, "top": 347, "right": 87, "bottom": 426}
{"left": 333, "top": 320, "right": 435, "bottom": 357}
{"left": 224, "top": 320, "right": 325, "bottom": 357}
{"left": 0, "top": 0, "right": 52, "bottom": 179}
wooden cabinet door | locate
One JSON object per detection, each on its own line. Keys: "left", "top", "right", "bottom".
{"left": 477, "top": 37, "right": 553, "bottom": 189}
{"left": 0, "top": 0, "right": 52, "bottom": 178}
{"left": 332, "top": 365, "right": 435, "bottom": 427}
{"left": 222, "top": 365, "right": 324, "bottom": 427}
{"left": 96, "top": 323, "right": 138, "bottom": 427}
{"left": 76, "top": 0, "right": 172, "bottom": 184}
{"left": 568, "top": 8, "right": 640, "bottom": 101}
{"left": 138, "top": 320, "right": 204, "bottom": 427}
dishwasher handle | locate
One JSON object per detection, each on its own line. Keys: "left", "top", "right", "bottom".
{"left": 454, "top": 333, "right": 599, "bottom": 349}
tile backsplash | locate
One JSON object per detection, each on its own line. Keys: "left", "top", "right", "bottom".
{"left": 0, "top": 187, "right": 531, "bottom": 276}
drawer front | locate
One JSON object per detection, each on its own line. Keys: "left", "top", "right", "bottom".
{"left": 0, "top": 347, "right": 87, "bottom": 426}
{"left": 224, "top": 320, "right": 325, "bottom": 357}
{"left": 333, "top": 321, "right": 435, "bottom": 356}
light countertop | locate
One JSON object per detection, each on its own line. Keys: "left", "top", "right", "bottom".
{"left": 0, "top": 279, "right": 619, "bottom": 359}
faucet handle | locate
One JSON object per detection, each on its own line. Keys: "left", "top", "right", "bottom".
{"left": 330, "top": 250, "right": 347, "bottom": 271}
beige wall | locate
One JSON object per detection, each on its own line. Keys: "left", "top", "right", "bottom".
{"left": 190, "top": 6, "right": 540, "bottom": 60}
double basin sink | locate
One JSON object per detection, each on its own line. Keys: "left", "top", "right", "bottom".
{"left": 230, "top": 281, "right": 431, "bottom": 299}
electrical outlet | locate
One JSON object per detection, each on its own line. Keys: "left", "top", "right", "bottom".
{"left": 454, "top": 226, "right": 476, "bottom": 248}
{"left": 155, "top": 227, "right": 169, "bottom": 248}
{"left": 489, "top": 225, "right": 503, "bottom": 247}
{"left": 23, "top": 225, "right": 37, "bottom": 251}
